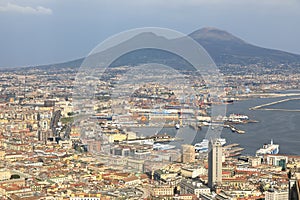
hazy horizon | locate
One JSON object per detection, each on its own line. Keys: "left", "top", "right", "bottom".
{"left": 1, "top": 0, "right": 300, "bottom": 67}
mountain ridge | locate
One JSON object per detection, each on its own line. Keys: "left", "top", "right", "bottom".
{"left": 189, "top": 27, "right": 246, "bottom": 44}
{"left": 190, "top": 27, "right": 300, "bottom": 65}
{"left": 31, "top": 27, "right": 300, "bottom": 70}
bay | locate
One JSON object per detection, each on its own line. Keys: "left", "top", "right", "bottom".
{"left": 130, "top": 94, "right": 300, "bottom": 156}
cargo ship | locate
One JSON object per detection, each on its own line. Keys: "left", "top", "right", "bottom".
{"left": 255, "top": 139, "right": 279, "bottom": 157}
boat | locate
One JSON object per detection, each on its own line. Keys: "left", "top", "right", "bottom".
{"left": 175, "top": 123, "right": 180, "bottom": 129}
{"left": 201, "top": 121, "right": 211, "bottom": 126}
{"left": 194, "top": 138, "right": 226, "bottom": 153}
{"left": 224, "top": 99, "right": 234, "bottom": 104}
{"left": 194, "top": 139, "right": 209, "bottom": 153}
{"left": 255, "top": 139, "right": 279, "bottom": 157}
{"left": 228, "top": 114, "right": 249, "bottom": 122}
{"left": 230, "top": 126, "right": 236, "bottom": 132}
{"left": 218, "top": 138, "right": 226, "bottom": 146}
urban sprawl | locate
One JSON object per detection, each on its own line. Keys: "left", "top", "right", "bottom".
{"left": 0, "top": 64, "right": 300, "bottom": 200}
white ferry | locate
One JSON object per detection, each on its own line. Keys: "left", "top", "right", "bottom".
{"left": 255, "top": 139, "right": 279, "bottom": 157}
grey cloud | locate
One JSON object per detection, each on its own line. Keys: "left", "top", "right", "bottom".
{"left": 0, "top": 2, "right": 52, "bottom": 15}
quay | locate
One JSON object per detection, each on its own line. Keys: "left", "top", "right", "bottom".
{"left": 226, "top": 124, "right": 245, "bottom": 134}
{"left": 223, "top": 143, "right": 240, "bottom": 149}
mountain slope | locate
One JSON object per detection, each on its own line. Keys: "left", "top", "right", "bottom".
{"left": 190, "top": 27, "right": 300, "bottom": 65}
{"left": 34, "top": 27, "right": 300, "bottom": 70}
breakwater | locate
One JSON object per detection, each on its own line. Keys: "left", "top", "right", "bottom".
{"left": 249, "top": 98, "right": 300, "bottom": 112}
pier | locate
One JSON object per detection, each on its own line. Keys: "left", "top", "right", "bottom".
{"left": 223, "top": 143, "right": 244, "bottom": 157}
{"left": 249, "top": 98, "right": 300, "bottom": 111}
{"left": 223, "top": 143, "right": 240, "bottom": 149}
{"left": 225, "top": 124, "right": 246, "bottom": 134}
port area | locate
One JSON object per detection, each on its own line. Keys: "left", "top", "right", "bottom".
{"left": 115, "top": 113, "right": 258, "bottom": 135}
{"left": 116, "top": 134, "right": 184, "bottom": 144}
{"left": 249, "top": 97, "right": 300, "bottom": 111}
{"left": 223, "top": 143, "right": 245, "bottom": 157}
{"left": 196, "top": 122, "right": 247, "bottom": 134}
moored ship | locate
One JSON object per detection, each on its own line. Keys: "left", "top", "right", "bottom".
{"left": 255, "top": 139, "right": 279, "bottom": 157}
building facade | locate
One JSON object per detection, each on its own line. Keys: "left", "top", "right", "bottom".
{"left": 208, "top": 139, "right": 222, "bottom": 189}
{"left": 182, "top": 144, "right": 195, "bottom": 163}
{"left": 265, "top": 189, "right": 288, "bottom": 200}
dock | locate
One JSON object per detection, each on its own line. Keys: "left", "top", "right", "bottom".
{"left": 225, "top": 124, "right": 246, "bottom": 134}
{"left": 223, "top": 143, "right": 240, "bottom": 149}
{"left": 228, "top": 147, "right": 245, "bottom": 153}
{"left": 223, "top": 143, "right": 244, "bottom": 158}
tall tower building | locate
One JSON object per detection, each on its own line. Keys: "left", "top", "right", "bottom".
{"left": 288, "top": 169, "right": 300, "bottom": 200}
{"left": 208, "top": 139, "right": 222, "bottom": 189}
{"left": 182, "top": 144, "right": 195, "bottom": 163}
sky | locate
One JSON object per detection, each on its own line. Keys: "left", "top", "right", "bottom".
{"left": 0, "top": 0, "right": 300, "bottom": 67}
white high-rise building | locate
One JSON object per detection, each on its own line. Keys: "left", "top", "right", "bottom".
{"left": 208, "top": 139, "right": 222, "bottom": 189}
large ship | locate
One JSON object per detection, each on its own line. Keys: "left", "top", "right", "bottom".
{"left": 255, "top": 139, "right": 279, "bottom": 157}
{"left": 194, "top": 138, "right": 226, "bottom": 153}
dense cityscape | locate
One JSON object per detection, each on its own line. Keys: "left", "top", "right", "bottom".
{"left": 1, "top": 0, "right": 300, "bottom": 199}
{"left": 0, "top": 62, "right": 300, "bottom": 199}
